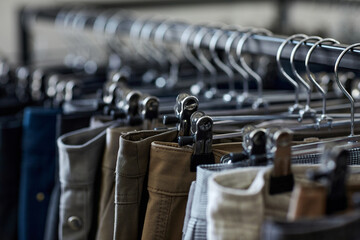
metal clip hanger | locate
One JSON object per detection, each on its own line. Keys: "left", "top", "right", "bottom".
{"left": 224, "top": 27, "right": 252, "bottom": 107}
{"left": 140, "top": 19, "right": 168, "bottom": 71}
{"left": 220, "top": 126, "right": 267, "bottom": 165}
{"left": 139, "top": 94, "right": 160, "bottom": 130}
{"left": 154, "top": 21, "right": 180, "bottom": 89}
{"left": 292, "top": 43, "right": 360, "bottom": 151}
{"left": 163, "top": 93, "right": 199, "bottom": 137}
{"left": 178, "top": 111, "right": 214, "bottom": 171}
{"left": 335, "top": 43, "right": 360, "bottom": 137}
{"left": 129, "top": 17, "right": 158, "bottom": 65}
{"left": 236, "top": 28, "right": 272, "bottom": 109}
{"left": 193, "top": 26, "right": 219, "bottom": 99}
{"left": 180, "top": 25, "right": 207, "bottom": 96}
{"left": 290, "top": 36, "right": 322, "bottom": 121}
{"left": 209, "top": 28, "right": 237, "bottom": 102}
{"left": 101, "top": 72, "right": 142, "bottom": 124}
{"left": 276, "top": 34, "right": 308, "bottom": 114}
{"left": 305, "top": 38, "right": 340, "bottom": 127}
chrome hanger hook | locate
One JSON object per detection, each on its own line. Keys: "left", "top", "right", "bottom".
{"left": 290, "top": 36, "right": 322, "bottom": 121}
{"left": 334, "top": 43, "right": 360, "bottom": 137}
{"left": 193, "top": 26, "right": 218, "bottom": 99}
{"left": 73, "top": 9, "right": 102, "bottom": 74}
{"left": 129, "top": 17, "right": 153, "bottom": 63}
{"left": 104, "top": 11, "right": 134, "bottom": 58}
{"left": 154, "top": 20, "right": 181, "bottom": 89}
{"left": 305, "top": 38, "right": 340, "bottom": 126}
{"left": 224, "top": 27, "right": 252, "bottom": 107}
{"left": 180, "top": 25, "right": 207, "bottom": 96}
{"left": 236, "top": 28, "right": 272, "bottom": 109}
{"left": 63, "top": 8, "right": 87, "bottom": 69}
{"left": 141, "top": 19, "right": 169, "bottom": 69}
{"left": 276, "top": 34, "right": 307, "bottom": 114}
{"left": 209, "top": 28, "right": 236, "bottom": 102}
{"left": 180, "top": 25, "right": 205, "bottom": 75}
{"left": 93, "top": 9, "right": 117, "bottom": 35}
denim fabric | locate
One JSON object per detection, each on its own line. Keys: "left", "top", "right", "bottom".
{"left": 18, "top": 107, "right": 60, "bottom": 240}
{"left": 44, "top": 112, "right": 92, "bottom": 240}
{"left": 0, "top": 116, "right": 22, "bottom": 240}
{"left": 58, "top": 122, "right": 119, "bottom": 240}
{"left": 261, "top": 211, "right": 360, "bottom": 240}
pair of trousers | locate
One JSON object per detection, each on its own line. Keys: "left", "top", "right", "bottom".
{"left": 18, "top": 107, "right": 60, "bottom": 240}
{"left": 44, "top": 112, "right": 93, "bottom": 240}
{"left": 182, "top": 148, "right": 329, "bottom": 240}
{"left": 58, "top": 121, "right": 120, "bottom": 240}
{"left": 95, "top": 125, "right": 139, "bottom": 240}
{"left": 183, "top": 163, "right": 246, "bottom": 240}
{"left": 207, "top": 164, "right": 360, "bottom": 240}
{"left": 114, "top": 130, "right": 178, "bottom": 240}
{"left": 141, "top": 142, "right": 243, "bottom": 240}
{"left": 0, "top": 115, "right": 22, "bottom": 240}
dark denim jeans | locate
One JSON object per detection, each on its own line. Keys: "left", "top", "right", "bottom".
{"left": 0, "top": 115, "right": 22, "bottom": 240}
{"left": 18, "top": 107, "right": 60, "bottom": 240}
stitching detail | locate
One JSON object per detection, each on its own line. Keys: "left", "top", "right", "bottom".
{"left": 152, "top": 146, "right": 193, "bottom": 154}
{"left": 154, "top": 194, "right": 170, "bottom": 239}
{"left": 147, "top": 186, "right": 189, "bottom": 196}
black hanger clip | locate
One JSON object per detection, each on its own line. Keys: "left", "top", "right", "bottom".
{"left": 178, "top": 111, "right": 214, "bottom": 172}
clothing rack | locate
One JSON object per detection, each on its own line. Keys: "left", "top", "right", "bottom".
{"left": 19, "top": 2, "right": 360, "bottom": 72}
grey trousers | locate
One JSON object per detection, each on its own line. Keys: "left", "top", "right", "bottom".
{"left": 58, "top": 122, "right": 119, "bottom": 240}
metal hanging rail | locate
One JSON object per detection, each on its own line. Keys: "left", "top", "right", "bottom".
{"left": 20, "top": 4, "right": 360, "bottom": 72}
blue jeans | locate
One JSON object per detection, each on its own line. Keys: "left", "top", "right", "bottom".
{"left": 18, "top": 107, "right": 59, "bottom": 240}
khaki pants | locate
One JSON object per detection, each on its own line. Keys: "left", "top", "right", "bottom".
{"left": 141, "top": 142, "right": 243, "bottom": 240}
{"left": 95, "top": 126, "right": 138, "bottom": 240}
{"left": 114, "top": 130, "right": 178, "bottom": 240}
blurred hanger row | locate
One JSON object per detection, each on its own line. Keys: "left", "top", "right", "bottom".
{"left": 2, "top": 7, "right": 360, "bottom": 143}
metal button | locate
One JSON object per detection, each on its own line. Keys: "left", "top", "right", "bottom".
{"left": 67, "top": 216, "right": 82, "bottom": 230}
{"left": 36, "top": 192, "right": 45, "bottom": 202}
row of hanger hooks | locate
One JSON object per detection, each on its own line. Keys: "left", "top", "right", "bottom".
{"left": 50, "top": 8, "right": 360, "bottom": 136}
